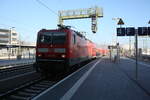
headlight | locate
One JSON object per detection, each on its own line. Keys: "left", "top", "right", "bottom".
{"left": 38, "top": 54, "right": 42, "bottom": 57}
{"left": 54, "top": 48, "right": 66, "bottom": 53}
{"left": 61, "top": 54, "right": 66, "bottom": 58}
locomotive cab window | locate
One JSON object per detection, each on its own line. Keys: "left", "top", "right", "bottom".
{"left": 38, "top": 32, "right": 66, "bottom": 44}
{"left": 52, "top": 32, "right": 66, "bottom": 44}
{"left": 38, "top": 34, "right": 52, "bottom": 44}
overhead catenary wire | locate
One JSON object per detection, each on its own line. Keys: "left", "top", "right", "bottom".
{"left": 0, "top": 0, "right": 57, "bottom": 43}
{"left": 0, "top": 15, "right": 36, "bottom": 32}
{"left": 0, "top": 23, "right": 34, "bottom": 33}
{"left": 36, "top": 0, "right": 58, "bottom": 16}
{"left": 0, "top": 23, "right": 35, "bottom": 42}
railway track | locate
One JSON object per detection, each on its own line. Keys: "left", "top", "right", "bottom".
{"left": 0, "top": 58, "right": 96, "bottom": 100}
{"left": 0, "top": 63, "right": 35, "bottom": 80}
{"left": 0, "top": 59, "right": 35, "bottom": 77}
{"left": 1, "top": 78, "right": 55, "bottom": 100}
{"left": 0, "top": 71, "right": 68, "bottom": 100}
{"left": 0, "top": 60, "right": 35, "bottom": 71}
{"left": 0, "top": 64, "right": 34, "bottom": 73}
{"left": 0, "top": 62, "right": 41, "bottom": 98}
{"left": 0, "top": 62, "right": 69, "bottom": 100}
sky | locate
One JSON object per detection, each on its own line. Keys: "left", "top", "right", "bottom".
{"left": 0, "top": 0, "right": 150, "bottom": 48}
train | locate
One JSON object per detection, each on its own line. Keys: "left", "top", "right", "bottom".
{"left": 35, "top": 25, "right": 107, "bottom": 75}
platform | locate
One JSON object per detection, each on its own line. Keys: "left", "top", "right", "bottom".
{"left": 0, "top": 59, "right": 35, "bottom": 67}
{"left": 33, "top": 57, "right": 150, "bottom": 100}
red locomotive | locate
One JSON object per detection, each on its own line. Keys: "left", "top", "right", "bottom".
{"left": 35, "top": 25, "right": 102, "bottom": 75}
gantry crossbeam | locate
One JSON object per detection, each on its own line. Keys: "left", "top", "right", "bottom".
{"left": 58, "top": 6, "right": 103, "bottom": 33}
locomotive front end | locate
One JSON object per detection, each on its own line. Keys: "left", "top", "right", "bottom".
{"left": 36, "top": 29, "right": 69, "bottom": 74}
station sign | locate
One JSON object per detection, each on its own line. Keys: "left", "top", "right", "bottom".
{"left": 117, "top": 27, "right": 135, "bottom": 36}
{"left": 126, "top": 27, "right": 135, "bottom": 36}
{"left": 117, "top": 28, "right": 126, "bottom": 36}
{"left": 148, "top": 27, "right": 150, "bottom": 35}
{"left": 138, "top": 27, "right": 148, "bottom": 36}
{"left": 108, "top": 45, "right": 117, "bottom": 49}
{"left": 117, "top": 27, "right": 150, "bottom": 36}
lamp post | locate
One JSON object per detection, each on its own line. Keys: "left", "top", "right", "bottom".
{"left": 9, "top": 27, "right": 15, "bottom": 60}
{"left": 112, "top": 18, "right": 120, "bottom": 44}
{"left": 113, "top": 18, "right": 132, "bottom": 56}
{"left": 17, "top": 32, "right": 22, "bottom": 60}
{"left": 112, "top": 18, "right": 124, "bottom": 61}
{"left": 146, "top": 20, "right": 150, "bottom": 53}
{"left": 135, "top": 29, "right": 138, "bottom": 80}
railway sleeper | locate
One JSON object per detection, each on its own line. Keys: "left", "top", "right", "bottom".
{"left": 23, "top": 88, "right": 41, "bottom": 94}
{"left": 34, "top": 84, "right": 50, "bottom": 88}
{"left": 38, "top": 82, "right": 52, "bottom": 85}
{"left": 17, "top": 91, "right": 36, "bottom": 97}
{"left": 29, "top": 86, "right": 46, "bottom": 90}
{"left": 9, "top": 95, "right": 29, "bottom": 100}
{"left": 39, "top": 80, "right": 53, "bottom": 84}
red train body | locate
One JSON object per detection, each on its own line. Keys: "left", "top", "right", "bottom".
{"left": 35, "top": 26, "right": 104, "bottom": 74}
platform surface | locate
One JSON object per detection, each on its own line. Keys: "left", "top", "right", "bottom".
{"left": 33, "top": 57, "right": 150, "bottom": 100}
{"left": 0, "top": 59, "right": 35, "bottom": 67}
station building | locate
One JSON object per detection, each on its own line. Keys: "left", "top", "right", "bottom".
{"left": 0, "top": 28, "right": 19, "bottom": 45}
{"left": 0, "top": 28, "right": 19, "bottom": 58}
{"left": 0, "top": 28, "right": 36, "bottom": 59}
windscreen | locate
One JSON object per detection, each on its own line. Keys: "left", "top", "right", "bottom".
{"left": 38, "top": 32, "right": 66, "bottom": 44}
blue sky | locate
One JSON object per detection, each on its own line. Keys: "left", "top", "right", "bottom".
{"left": 0, "top": 0, "right": 150, "bottom": 47}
